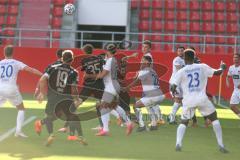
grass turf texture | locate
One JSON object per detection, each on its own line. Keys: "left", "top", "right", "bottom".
{"left": 0, "top": 98, "right": 239, "bottom": 160}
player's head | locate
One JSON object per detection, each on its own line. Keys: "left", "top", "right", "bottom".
{"left": 176, "top": 46, "right": 185, "bottom": 57}
{"left": 4, "top": 45, "right": 14, "bottom": 58}
{"left": 82, "top": 44, "right": 94, "bottom": 55}
{"left": 233, "top": 53, "right": 240, "bottom": 65}
{"left": 142, "top": 40, "right": 151, "bottom": 54}
{"left": 184, "top": 49, "right": 195, "bottom": 64}
{"left": 56, "top": 49, "right": 64, "bottom": 59}
{"left": 141, "top": 55, "right": 152, "bottom": 68}
{"left": 62, "top": 50, "right": 74, "bottom": 64}
{"left": 106, "top": 43, "right": 117, "bottom": 56}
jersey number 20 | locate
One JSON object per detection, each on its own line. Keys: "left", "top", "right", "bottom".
{"left": 0, "top": 65, "right": 13, "bottom": 78}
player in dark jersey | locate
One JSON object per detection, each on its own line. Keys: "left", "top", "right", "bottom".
{"left": 34, "top": 50, "right": 87, "bottom": 146}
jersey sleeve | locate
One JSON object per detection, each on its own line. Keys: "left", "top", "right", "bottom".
{"left": 103, "top": 58, "right": 112, "bottom": 71}
{"left": 172, "top": 71, "right": 182, "bottom": 86}
{"left": 16, "top": 61, "right": 27, "bottom": 70}
{"left": 69, "top": 70, "right": 79, "bottom": 85}
{"left": 137, "top": 70, "right": 149, "bottom": 80}
{"left": 202, "top": 64, "right": 216, "bottom": 78}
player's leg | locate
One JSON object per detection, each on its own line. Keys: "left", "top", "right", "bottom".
{"left": 169, "top": 95, "right": 182, "bottom": 124}
{"left": 199, "top": 100, "right": 228, "bottom": 153}
{"left": 175, "top": 107, "right": 194, "bottom": 151}
{"left": 119, "top": 91, "right": 131, "bottom": 116}
{"left": 134, "top": 98, "right": 149, "bottom": 132}
{"left": 229, "top": 90, "right": 240, "bottom": 118}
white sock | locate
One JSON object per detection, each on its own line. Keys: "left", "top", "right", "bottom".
{"left": 116, "top": 106, "right": 131, "bottom": 125}
{"left": 153, "top": 105, "right": 162, "bottom": 120}
{"left": 135, "top": 108, "right": 145, "bottom": 127}
{"left": 148, "top": 107, "right": 157, "bottom": 126}
{"left": 212, "top": 120, "right": 224, "bottom": 147}
{"left": 176, "top": 124, "right": 187, "bottom": 146}
{"left": 171, "top": 102, "right": 180, "bottom": 116}
{"left": 100, "top": 108, "right": 110, "bottom": 132}
{"left": 16, "top": 110, "right": 25, "bottom": 133}
{"left": 238, "top": 113, "right": 240, "bottom": 118}
{"left": 110, "top": 109, "right": 120, "bottom": 119}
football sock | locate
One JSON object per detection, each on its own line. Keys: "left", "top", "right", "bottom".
{"left": 110, "top": 109, "right": 120, "bottom": 119}
{"left": 116, "top": 105, "right": 131, "bottom": 125}
{"left": 172, "top": 102, "right": 180, "bottom": 116}
{"left": 96, "top": 107, "right": 103, "bottom": 127}
{"left": 147, "top": 107, "right": 157, "bottom": 126}
{"left": 45, "top": 118, "right": 54, "bottom": 135}
{"left": 16, "top": 110, "right": 25, "bottom": 133}
{"left": 176, "top": 124, "right": 187, "bottom": 146}
{"left": 100, "top": 108, "right": 110, "bottom": 132}
{"left": 153, "top": 105, "right": 162, "bottom": 120}
{"left": 212, "top": 120, "right": 224, "bottom": 147}
{"left": 192, "top": 114, "right": 197, "bottom": 123}
{"left": 135, "top": 108, "right": 145, "bottom": 127}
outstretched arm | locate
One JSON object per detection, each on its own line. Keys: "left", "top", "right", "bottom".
{"left": 213, "top": 62, "right": 227, "bottom": 76}
{"left": 23, "top": 66, "right": 42, "bottom": 76}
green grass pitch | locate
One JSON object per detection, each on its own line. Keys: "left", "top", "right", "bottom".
{"left": 0, "top": 98, "right": 239, "bottom": 160}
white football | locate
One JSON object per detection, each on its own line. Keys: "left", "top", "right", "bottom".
{"left": 64, "top": 3, "right": 75, "bottom": 15}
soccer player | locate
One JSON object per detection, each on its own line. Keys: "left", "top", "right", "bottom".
{"left": 86, "top": 44, "right": 134, "bottom": 136}
{"left": 168, "top": 46, "right": 185, "bottom": 124}
{"left": 171, "top": 49, "right": 228, "bottom": 153}
{"left": 124, "top": 56, "right": 165, "bottom": 131}
{"left": 0, "top": 45, "right": 42, "bottom": 138}
{"left": 35, "top": 50, "right": 87, "bottom": 146}
{"left": 226, "top": 53, "right": 240, "bottom": 118}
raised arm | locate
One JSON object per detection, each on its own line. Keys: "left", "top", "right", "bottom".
{"left": 213, "top": 62, "right": 227, "bottom": 76}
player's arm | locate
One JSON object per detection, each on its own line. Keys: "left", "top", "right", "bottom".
{"left": 226, "top": 75, "right": 231, "bottom": 88}
{"left": 70, "top": 71, "right": 82, "bottom": 107}
{"left": 121, "top": 52, "right": 138, "bottom": 61}
{"left": 123, "top": 77, "right": 139, "bottom": 92}
{"left": 170, "top": 84, "right": 178, "bottom": 95}
{"left": 23, "top": 66, "right": 43, "bottom": 76}
{"left": 213, "top": 62, "right": 227, "bottom": 76}
{"left": 36, "top": 74, "right": 48, "bottom": 103}
{"left": 96, "top": 69, "right": 109, "bottom": 80}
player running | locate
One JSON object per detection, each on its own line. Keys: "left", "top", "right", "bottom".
{"left": 0, "top": 45, "right": 42, "bottom": 138}
{"left": 226, "top": 53, "right": 240, "bottom": 119}
{"left": 171, "top": 49, "right": 228, "bottom": 153}
{"left": 124, "top": 56, "right": 165, "bottom": 131}
{"left": 35, "top": 50, "right": 87, "bottom": 146}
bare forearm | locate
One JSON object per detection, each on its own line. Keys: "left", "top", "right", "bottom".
{"left": 24, "top": 66, "right": 43, "bottom": 76}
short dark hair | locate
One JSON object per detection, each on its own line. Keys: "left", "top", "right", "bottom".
{"left": 143, "top": 40, "right": 152, "bottom": 48}
{"left": 62, "top": 50, "right": 74, "bottom": 63}
{"left": 184, "top": 49, "right": 195, "bottom": 61}
{"left": 4, "top": 45, "right": 14, "bottom": 57}
{"left": 188, "top": 46, "right": 195, "bottom": 51}
{"left": 143, "top": 55, "right": 152, "bottom": 63}
{"left": 106, "top": 43, "right": 117, "bottom": 54}
{"left": 177, "top": 46, "right": 185, "bottom": 50}
{"left": 82, "top": 44, "right": 94, "bottom": 54}
{"left": 56, "top": 49, "right": 64, "bottom": 58}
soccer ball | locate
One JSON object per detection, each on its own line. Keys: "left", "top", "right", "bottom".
{"left": 64, "top": 3, "right": 75, "bottom": 15}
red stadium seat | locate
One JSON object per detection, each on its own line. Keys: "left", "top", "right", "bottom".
{"left": 140, "top": 9, "right": 150, "bottom": 19}
{"left": 189, "top": 22, "right": 200, "bottom": 33}
{"left": 202, "top": 12, "right": 212, "bottom": 21}
{"left": 2, "top": 38, "right": 14, "bottom": 45}
{"left": 65, "top": 0, "right": 75, "bottom": 3}
{"left": 205, "top": 45, "right": 215, "bottom": 53}
{"left": 152, "top": 10, "right": 162, "bottom": 19}
{"left": 53, "top": 7, "right": 63, "bottom": 17}
{"left": 189, "top": 1, "right": 200, "bottom": 10}
{"left": 176, "top": 36, "right": 188, "bottom": 43}
{"left": 227, "top": 1, "right": 237, "bottom": 12}
{"left": 51, "top": 41, "right": 60, "bottom": 48}
{"left": 140, "top": 34, "right": 151, "bottom": 41}
{"left": 205, "top": 35, "right": 215, "bottom": 44}
{"left": 214, "top": 12, "right": 225, "bottom": 22}
{"left": 190, "top": 45, "right": 201, "bottom": 53}
{"left": 138, "top": 20, "right": 149, "bottom": 31}
{"left": 227, "top": 23, "right": 238, "bottom": 33}
{"left": 177, "top": 11, "right": 187, "bottom": 20}
{"left": 189, "top": 11, "right": 200, "bottom": 21}
{"left": 6, "top": 16, "right": 17, "bottom": 25}
{"left": 189, "top": 36, "right": 202, "bottom": 43}
{"left": 215, "top": 23, "right": 225, "bottom": 33}
{"left": 131, "top": 0, "right": 138, "bottom": 9}
{"left": 3, "top": 29, "right": 15, "bottom": 36}
{"left": 163, "top": 35, "right": 173, "bottom": 42}
{"left": 164, "top": 21, "right": 175, "bottom": 31}
{"left": 9, "top": 0, "right": 19, "bottom": 5}
{"left": 163, "top": 44, "right": 173, "bottom": 51}
{"left": 227, "top": 37, "right": 236, "bottom": 45}
{"left": 215, "top": 36, "right": 225, "bottom": 44}
{"left": 227, "top": 12, "right": 238, "bottom": 22}
{"left": 177, "top": 22, "right": 188, "bottom": 31}
{"left": 51, "top": 17, "right": 62, "bottom": 28}
{"left": 152, "top": 0, "right": 163, "bottom": 9}
{"left": 214, "top": 1, "right": 225, "bottom": 11}
{"left": 202, "top": 1, "right": 213, "bottom": 10}
{"left": 0, "top": 15, "right": 5, "bottom": 25}
{"left": 202, "top": 23, "right": 213, "bottom": 33}
{"left": 0, "top": 0, "right": 7, "bottom": 4}
{"left": 0, "top": 5, "right": 6, "bottom": 15}
{"left": 53, "top": 0, "right": 65, "bottom": 6}
{"left": 165, "top": 11, "right": 175, "bottom": 20}
{"left": 152, "top": 35, "right": 161, "bottom": 42}
{"left": 52, "top": 31, "right": 61, "bottom": 38}
{"left": 152, "top": 43, "right": 161, "bottom": 50}
{"left": 140, "top": 0, "right": 150, "bottom": 8}
{"left": 165, "top": 0, "right": 175, "bottom": 10}
{"left": 176, "top": 0, "right": 188, "bottom": 10}
{"left": 215, "top": 46, "right": 226, "bottom": 54}
{"left": 8, "top": 5, "right": 18, "bottom": 15}
{"left": 227, "top": 46, "right": 235, "bottom": 53}
{"left": 152, "top": 20, "right": 162, "bottom": 31}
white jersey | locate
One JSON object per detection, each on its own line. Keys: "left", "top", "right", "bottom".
{"left": 137, "top": 67, "right": 162, "bottom": 97}
{"left": 0, "top": 59, "right": 27, "bottom": 87}
{"left": 227, "top": 65, "right": 240, "bottom": 90}
{"left": 169, "top": 56, "right": 185, "bottom": 84}
{"left": 173, "top": 63, "right": 216, "bottom": 108}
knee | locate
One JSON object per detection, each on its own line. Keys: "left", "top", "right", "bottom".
{"left": 205, "top": 111, "right": 217, "bottom": 122}
{"left": 180, "top": 119, "right": 189, "bottom": 126}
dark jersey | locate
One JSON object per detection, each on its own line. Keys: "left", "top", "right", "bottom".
{"left": 46, "top": 63, "right": 78, "bottom": 95}
{"left": 115, "top": 53, "right": 127, "bottom": 83}
{"left": 44, "top": 60, "right": 62, "bottom": 73}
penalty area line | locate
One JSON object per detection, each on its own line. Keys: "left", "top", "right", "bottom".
{"left": 0, "top": 116, "right": 36, "bottom": 142}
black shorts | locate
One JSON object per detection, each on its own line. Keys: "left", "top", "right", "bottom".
{"left": 79, "top": 79, "right": 104, "bottom": 101}
{"left": 119, "top": 91, "right": 130, "bottom": 112}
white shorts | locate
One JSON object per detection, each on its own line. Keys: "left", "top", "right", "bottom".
{"left": 181, "top": 99, "right": 216, "bottom": 120}
{"left": 101, "top": 82, "right": 120, "bottom": 103}
{"left": 0, "top": 86, "right": 23, "bottom": 107}
{"left": 138, "top": 95, "right": 165, "bottom": 107}
{"left": 230, "top": 89, "right": 240, "bottom": 105}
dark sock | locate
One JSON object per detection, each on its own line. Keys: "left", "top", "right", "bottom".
{"left": 192, "top": 114, "right": 197, "bottom": 123}
{"left": 45, "top": 118, "right": 54, "bottom": 135}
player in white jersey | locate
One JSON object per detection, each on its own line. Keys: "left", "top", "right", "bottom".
{"left": 171, "top": 49, "right": 228, "bottom": 153}
{"left": 168, "top": 46, "right": 185, "bottom": 124}
{"left": 0, "top": 45, "right": 42, "bottom": 137}
{"left": 226, "top": 53, "right": 240, "bottom": 118}
{"left": 124, "top": 56, "right": 165, "bottom": 131}
{"left": 85, "top": 44, "right": 133, "bottom": 136}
